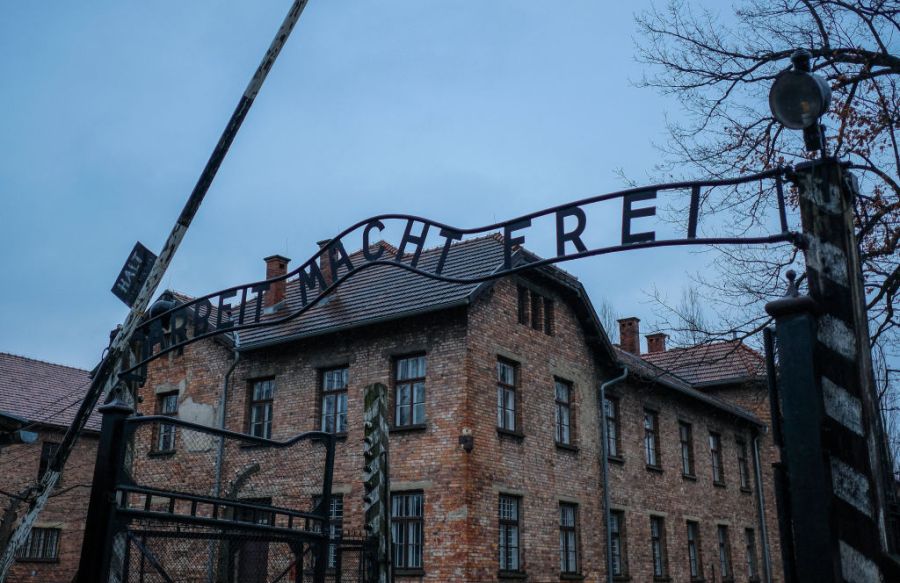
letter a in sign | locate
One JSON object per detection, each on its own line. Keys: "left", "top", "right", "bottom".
{"left": 111, "top": 242, "right": 158, "bottom": 307}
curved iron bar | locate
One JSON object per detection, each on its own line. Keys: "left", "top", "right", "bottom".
{"left": 123, "top": 167, "right": 797, "bottom": 377}
{"left": 125, "top": 415, "right": 335, "bottom": 449}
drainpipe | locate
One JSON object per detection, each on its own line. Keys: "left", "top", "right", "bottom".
{"left": 207, "top": 333, "right": 241, "bottom": 583}
{"left": 599, "top": 367, "right": 628, "bottom": 583}
{"left": 752, "top": 429, "right": 773, "bottom": 583}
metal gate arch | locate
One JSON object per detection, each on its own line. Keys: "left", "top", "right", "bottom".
{"left": 78, "top": 400, "right": 340, "bottom": 583}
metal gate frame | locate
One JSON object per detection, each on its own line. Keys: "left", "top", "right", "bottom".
{"left": 78, "top": 399, "right": 336, "bottom": 583}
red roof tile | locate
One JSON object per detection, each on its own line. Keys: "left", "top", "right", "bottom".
{"left": 0, "top": 353, "right": 99, "bottom": 432}
{"left": 641, "top": 341, "right": 765, "bottom": 386}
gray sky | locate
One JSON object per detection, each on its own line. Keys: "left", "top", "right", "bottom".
{"left": 1, "top": 1, "right": 728, "bottom": 369}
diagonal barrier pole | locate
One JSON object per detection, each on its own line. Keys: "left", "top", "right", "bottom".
{"left": 0, "top": 2, "right": 312, "bottom": 579}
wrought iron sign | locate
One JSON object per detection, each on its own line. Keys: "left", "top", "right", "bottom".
{"left": 123, "top": 167, "right": 797, "bottom": 377}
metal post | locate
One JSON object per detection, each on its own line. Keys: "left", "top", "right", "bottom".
{"left": 77, "top": 399, "right": 134, "bottom": 583}
{"left": 795, "top": 160, "right": 900, "bottom": 577}
{"left": 314, "top": 434, "right": 335, "bottom": 583}
{"left": 0, "top": 3, "right": 312, "bottom": 580}
{"left": 766, "top": 158, "right": 900, "bottom": 579}
{"left": 363, "top": 383, "right": 391, "bottom": 583}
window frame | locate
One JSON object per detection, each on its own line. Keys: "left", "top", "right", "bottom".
{"left": 709, "top": 432, "right": 725, "bottom": 486}
{"left": 496, "top": 358, "right": 520, "bottom": 435}
{"left": 154, "top": 391, "right": 179, "bottom": 453}
{"left": 393, "top": 354, "right": 427, "bottom": 429}
{"left": 498, "top": 494, "right": 522, "bottom": 574}
{"left": 644, "top": 409, "right": 662, "bottom": 470}
{"left": 609, "top": 510, "right": 628, "bottom": 578}
{"left": 604, "top": 396, "right": 622, "bottom": 460}
{"left": 543, "top": 297, "right": 555, "bottom": 335}
{"left": 555, "top": 379, "right": 575, "bottom": 447}
{"left": 530, "top": 290, "right": 543, "bottom": 331}
{"left": 517, "top": 285, "right": 529, "bottom": 325}
{"left": 736, "top": 437, "right": 752, "bottom": 492}
{"left": 320, "top": 366, "right": 349, "bottom": 435}
{"left": 558, "top": 502, "right": 579, "bottom": 575}
{"left": 248, "top": 378, "right": 275, "bottom": 439}
{"left": 745, "top": 528, "right": 759, "bottom": 581}
{"left": 17, "top": 527, "right": 60, "bottom": 563}
{"left": 649, "top": 515, "right": 668, "bottom": 579}
{"left": 679, "top": 421, "right": 695, "bottom": 478}
{"left": 686, "top": 520, "right": 703, "bottom": 581}
{"left": 313, "top": 494, "right": 344, "bottom": 569}
{"left": 717, "top": 525, "right": 733, "bottom": 582}
{"left": 391, "top": 491, "right": 425, "bottom": 573}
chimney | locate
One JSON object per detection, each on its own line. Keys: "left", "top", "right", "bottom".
{"left": 263, "top": 254, "right": 290, "bottom": 308}
{"left": 646, "top": 332, "right": 668, "bottom": 354}
{"left": 617, "top": 317, "right": 640, "bottom": 355}
{"left": 317, "top": 239, "right": 334, "bottom": 286}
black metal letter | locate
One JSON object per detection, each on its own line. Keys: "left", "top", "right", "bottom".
{"left": 687, "top": 186, "right": 700, "bottom": 239}
{"left": 363, "top": 220, "right": 386, "bottom": 262}
{"left": 395, "top": 220, "right": 430, "bottom": 268}
{"left": 296, "top": 261, "right": 327, "bottom": 306}
{"left": 436, "top": 228, "right": 463, "bottom": 274}
{"left": 250, "top": 283, "right": 269, "bottom": 323}
{"left": 216, "top": 290, "right": 237, "bottom": 329}
{"left": 621, "top": 190, "right": 657, "bottom": 245}
{"left": 193, "top": 299, "right": 213, "bottom": 335}
{"left": 503, "top": 219, "right": 531, "bottom": 269}
{"left": 329, "top": 239, "right": 355, "bottom": 279}
{"left": 555, "top": 206, "right": 588, "bottom": 257}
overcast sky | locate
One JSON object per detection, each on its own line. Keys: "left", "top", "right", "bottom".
{"left": 0, "top": 1, "right": 745, "bottom": 370}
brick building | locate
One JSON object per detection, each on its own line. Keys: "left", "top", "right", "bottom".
{"left": 132, "top": 235, "right": 783, "bottom": 582}
{"left": 0, "top": 353, "right": 98, "bottom": 583}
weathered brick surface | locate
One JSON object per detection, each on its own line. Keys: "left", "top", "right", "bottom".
{"left": 124, "top": 274, "right": 782, "bottom": 582}
{"left": 1, "top": 428, "right": 97, "bottom": 583}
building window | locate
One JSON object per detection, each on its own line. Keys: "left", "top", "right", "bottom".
{"left": 155, "top": 392, "right": 178, "bottom": 452}
{"left": 314, "top": 495, "right": 343, "bottom": 569}
{"left": 559, "top": 503, "right": 578, "bottom": 574}
{"left": 498, "top": 495, "right": 521, "bottom": 573}
{"left": 610, "top": 510, "right": 628, "bottom": 577}
{"left": 709, "top": 432, "right": 725, "bottom": 485}
{"left": 555, "top": 379, "right": 573, "bottom": 446}
{"left": 745, "top": 528, "right": 759, "bottom": 581}
{"left": 737, "top": 438, "right": 751, "bottom": 491}
{"left": 321, "top": 367, "right": 348, "bottom": 434}
{"left": 394, "top": 355, "right": 426, "bottom": 427}
{"left": 717, "top": 525, "right": 732, "bottom": 581}
{"left": 38, "top": 442, "right": 59, "bottom": 481}
{"left": 679, "top": 422, "right": 695, "bottom": 476}
{"left": 644, "top": 410, "right": 661, "bottom": 468}
{"left": 517, "top": 285, "right": 529, "bottom": 325}
{"left": 543, "top": 298, "right": 555, "bottom": 335}
{"left": 516, "top": 285, "right": 554, "bottom": 335}
{"left": 650, "top": 516, "right": 668, "bottom": 578}
{"left": 604, "top": 396, "right": 621, "bottom": 458}
{"left": 496, "top": 359, "right": 518, "bottom": 432}
{"left": 391, "top": 491, "right": 424, "bottom": 571}
{"left": 530, "top": 290, "right": 543, "bottom": 331}
{"left": 17, "top": 527, "right": 60, "bottom": 561}
{"left": 248, "top": 379, "right": 274, "bottom": 439}
{"left": 687, "top": 521, "right": 703, "bottom": 580}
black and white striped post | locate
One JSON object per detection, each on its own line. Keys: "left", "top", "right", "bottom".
{"left": 766, "top": 159, "right": 900, "bottom": 582}
{"left": 363, "top": 383, "right": 391, "bottom": 583}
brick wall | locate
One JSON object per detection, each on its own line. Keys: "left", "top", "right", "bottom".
{"left": 0, "top": 428, "right": 97, "bottom": 583}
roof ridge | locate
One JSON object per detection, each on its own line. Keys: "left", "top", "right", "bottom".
{"left": 0, "top": 352, "right": 90, "bottom": 373}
